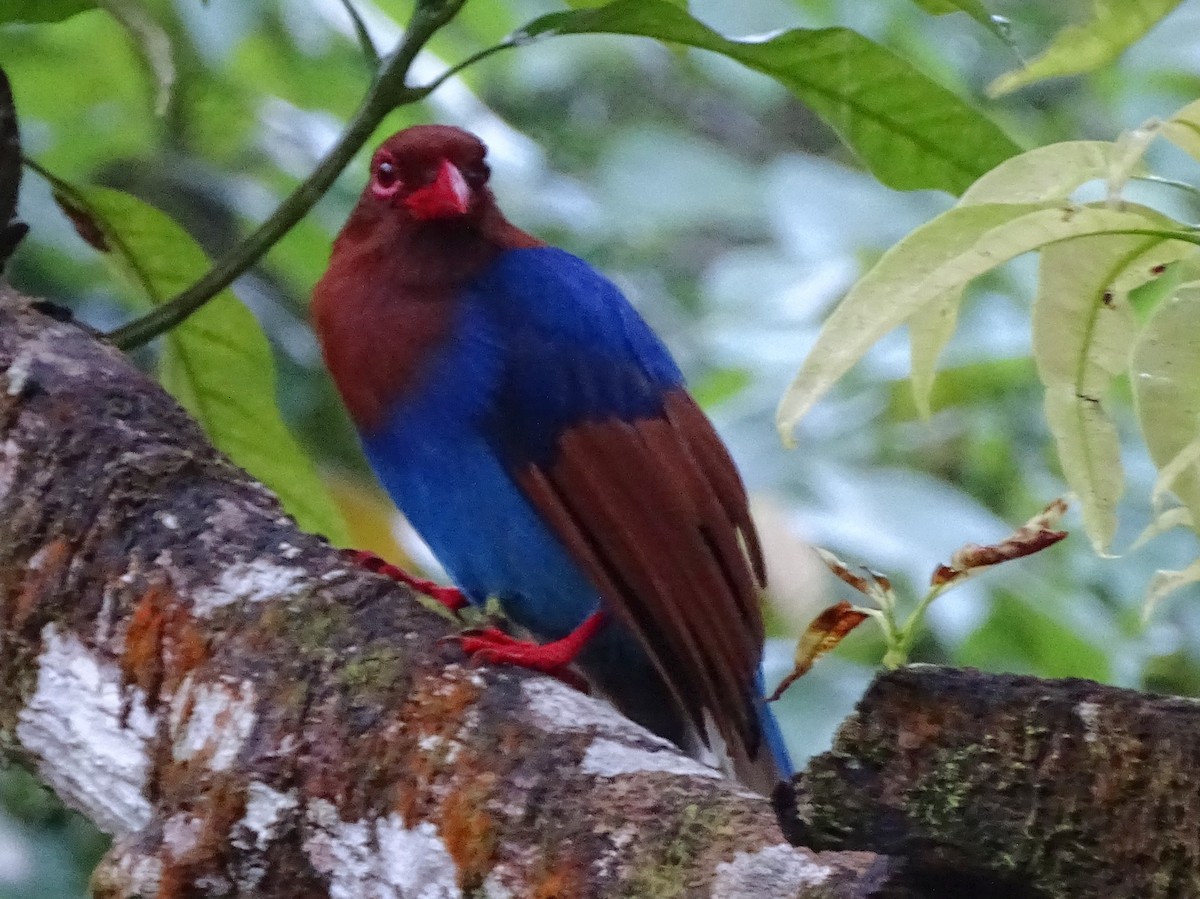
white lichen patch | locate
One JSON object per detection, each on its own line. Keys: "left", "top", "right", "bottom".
{"left": 480, "top": 872, "right": 515, "bottom": 899}
{"left": 583, "top": 737, "right": 723, "bottom": 781}
{"left": 711, "top": 844, "right": 832, "bottom": 899}
{"left": 418, "top": 733, "right": 462, "bottom": 766}
{"left": 16, "top": 626, "right": 156, "bottom": 835}
{"left": 1075, "top": 700, "right": 1102, "bottom": 744}
{"left": 4, "top": 343, "right": 35, "bottom": 396}
{"left": 156, "top": 512, "right": 179, "bottom": 530}
{"left": 229, "top": 782, "right": 298, "bottom": 892}
{"left": 25, "top": 543, "right": 55, "bottom": 571}
{"left": 170, "top": 675, "right": 257, "bottom": 771}
{"left": 162, "top": 812, "right": 202, "bottom": 860}
{"left": 191, "top": 559, "right": 306, "bottom": 617}
{"left": 234, "top": 782, "right": 299, "bottom": 852}
{"left": 303, "top": 800, "right": 461, "bottom": 899}
{"left": 522, "top": 679, "right": 673, "bottom": 748}
{"left": 0, "top": 437, "right": 20, "bottom": 504}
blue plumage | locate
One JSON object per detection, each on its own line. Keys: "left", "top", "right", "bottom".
{"left": 362, "top": 247, "right": 675, "bottom": 634}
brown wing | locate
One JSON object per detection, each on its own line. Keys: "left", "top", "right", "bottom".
{"left": 514, "top": 390, "right": 767, "bottom": 760}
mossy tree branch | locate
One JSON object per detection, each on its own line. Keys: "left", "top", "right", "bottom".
{"left": 0, "top": 290, "right": 895, "bottom": 898}
{"left": 789, "top": 665, "right": 1200, "bottom": 899}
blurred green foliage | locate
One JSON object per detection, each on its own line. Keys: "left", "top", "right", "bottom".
{"left": 3, "top": 0, "right": 1200, "bottom": 894}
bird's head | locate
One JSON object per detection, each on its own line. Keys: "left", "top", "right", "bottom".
{"left": 365, "top": 125, "right": 491, "bottom": 223}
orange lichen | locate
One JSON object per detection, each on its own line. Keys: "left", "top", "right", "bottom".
{"left": 530, "top": 857, "right": 587, "bottom": 899}
{"left": 121, "top": 583, "right": 210, "bottom": 708}
{"left": 393, "top": 672, "right": 485, "bottom": 824}
{"left": 122, "top": 584, "right": 167, "bottom": 698}
{"left": 441, "top": 778, "right": 498, "bottom": 889}
{"left": 11, "top": 537, "right": 71, "bottom": 630}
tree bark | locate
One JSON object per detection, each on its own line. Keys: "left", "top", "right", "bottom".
{"left": 787, "top": 665, "right": 1200, "bottom": 899}
{"left": 0, "top": 288, "right": 895, "bottom": 898}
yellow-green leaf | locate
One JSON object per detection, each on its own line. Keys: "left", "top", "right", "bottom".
{"left": 1160, "top": 98, "right": 1200, "bottom": 163}
{"left": 960, "top": 140, "right": 1137, "bottom": 206}
{"left": 988, "top": 0, "right": 1184, "bottom": 96}
{"left": 1130, "top": 506, "right": 1193, "bottom": 553}
{"left": 1032, "top": 233, "right": 1192, "bottom": 551}
{"left": 1132, "top": 284, "right": 1200, "bottom": 538}
{"left": 51, "top": 181, "right": 349, "bottom": 545}
{"left": 908, "top": 287, "right": 961, "bottom": 420}
{"left": 908, "top": 141, "right": 1132, "bottom": 414}
{"left": 1143, "top": 559, "right": 1200, "bottom": 622}
{"left": 777, "top": 201, "right": 1192, "bottom": 444}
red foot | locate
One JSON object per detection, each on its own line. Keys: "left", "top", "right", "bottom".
{"left": 346, "top": 549, "right": 468, "bottom": 612}
{"left": 455, "top": 612, "right": 607, "bottom": 692}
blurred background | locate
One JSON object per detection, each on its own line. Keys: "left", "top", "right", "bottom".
{"left": 4, "top": 0, "right": 1200, "bottom": 893}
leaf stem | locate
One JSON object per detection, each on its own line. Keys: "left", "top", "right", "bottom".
{"left": 106, "top": 0, "right": 468, "bottom": 351}
{"left": 412, "top": 37, "right": 522, "bottom": 97}
{"left": 882, "top": 583, "right": 947, "bottom": 669}
{"left": 337, "top": 0, "right": 380, "bottom": 66}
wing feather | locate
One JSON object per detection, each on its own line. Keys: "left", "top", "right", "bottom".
{"left": 472, "top": 247, "right": 770, "bottom": 761}
{"left": 516, "top": 399, "right": 764, "bottom": 757}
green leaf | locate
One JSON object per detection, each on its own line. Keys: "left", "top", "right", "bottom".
{"left": 776, "top": 201, "right": 1196, "bottom": 444}
{"left": 910, "top": 0, "right": 990, "bottom": 21}
{"left": 1033, "top": 234, "right": 1192, "bottom": 552}
{"left": 908, "top": 0, "right": 1016, "bottom": 50}
{"left": 988, "top": 0, "right": 1185, "bottom": 96}
{"left": 521, "top": 0, "right": 1019, "bottom": 194}
{"left": 1132, "top": 283, "right": 1200, "bottom": 540}
{"left": 0, "top": 1, "right": 95, "bottom": 23}
{"left": 96, "top": 0, "right": 175, "bottom": 116}
{"left": 690, "top": 366, "right": 752, "bottom": 408}
{"left": 48, "top": 180, "right": 349, "bottom": 545}
{"left": 957, "top": 591, "right": 1110, "bottom": 680}
{"left": 565, "top": 0, "right": 687, "bottom": 7}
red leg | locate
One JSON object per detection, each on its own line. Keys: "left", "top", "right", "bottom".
{"left": 345, "top": 549, "right": 468, "bottom": 612}
{"left": 457, "top": 611, "right": 607, "bottom": 674}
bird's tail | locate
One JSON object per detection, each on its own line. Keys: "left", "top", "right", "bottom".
{"left": 690, "top": 680, "right": 792, "bottom": 797}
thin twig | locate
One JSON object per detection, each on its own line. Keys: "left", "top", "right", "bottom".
{"left": 411, "top": 36, "right": 523, "bottom": 98}
{"left": 337, "top": 0, "right": 380, "bottom": 67}
{"left": 105, "top": 0, "right": 468, "bottom": 351}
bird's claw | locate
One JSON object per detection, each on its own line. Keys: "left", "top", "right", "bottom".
{"left": 450, "top": 627, "right": 590, "bottom": 692}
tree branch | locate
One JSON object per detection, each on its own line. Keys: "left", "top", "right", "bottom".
{"left": 788, "top": 665, "right": 1200, "bottom": 899}
{"left": 0, "top": 288, "right": 894, "bottom": 898}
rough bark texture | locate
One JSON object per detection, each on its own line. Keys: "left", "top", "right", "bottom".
{"left": 789, "top": 665, "right": 1200, "bottom": 899}
{"left": 0, "top": 288, "right": 897, "bottom": 898}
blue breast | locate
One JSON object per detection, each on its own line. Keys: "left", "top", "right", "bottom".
{"left": 361, "top": 246, "right": 679, "bottom": 636}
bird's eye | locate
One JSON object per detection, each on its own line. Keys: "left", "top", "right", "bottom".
{"left": 371, "top": 160, "right": 402, "bottom": 198}
{"left": 465, "top": 164, "right": 489, "bottom": 188}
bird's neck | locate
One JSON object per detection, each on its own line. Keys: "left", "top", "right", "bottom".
{"left": 312, "top": 200, "right": 542, "bottom": 432}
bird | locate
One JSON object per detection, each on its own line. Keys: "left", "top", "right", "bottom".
{"left": 312, "top": 124, "right": 791, "bottom": 793}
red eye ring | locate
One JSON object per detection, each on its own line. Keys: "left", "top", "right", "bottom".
{"left": 371, "top": 159, "right": 401, "bottom": 198}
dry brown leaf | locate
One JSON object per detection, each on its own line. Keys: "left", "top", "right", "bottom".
{"left": 769, "top": 600, "right": 869, "bottom": 701}
{"left": 932, "top": 498, "right": 1069, "bottom": 586}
